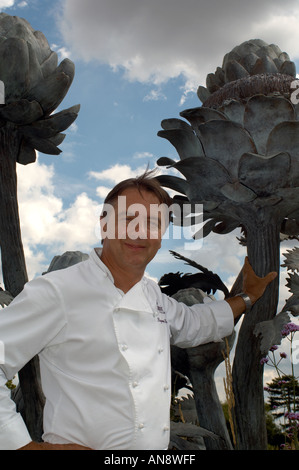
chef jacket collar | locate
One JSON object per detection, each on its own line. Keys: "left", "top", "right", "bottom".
{"left": 90, "top": 248, "right": 153, "bottom": 314}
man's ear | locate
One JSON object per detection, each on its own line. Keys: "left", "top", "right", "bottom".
{"left": 99, "top": 215, "right": 107, "bottom": 242}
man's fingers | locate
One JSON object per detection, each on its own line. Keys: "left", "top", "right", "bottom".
{"left": 265, "top": 271, "right": 278, "bottom": 283}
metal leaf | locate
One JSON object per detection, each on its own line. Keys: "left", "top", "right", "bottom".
{"left": 238, "top": 152, "right": 291, "bottom": 195}
{"left": 218, "top": 99, "right": 245, "bottom": 126}
{"left": 160, "top": 118, "right": 191, "bottom": 131}
{"left": 26, "top": 59, "right": 75, "bottom": 115}
{"left": 155, "top": 174, "right": 188, "bottom": 196}
{"left": 0, "top": 99, "right": 43, "bottom": 124}
{"left": 281, "top": 247, "right": 299, "bottom": 272}
{"left": 244, "top": 95, "right": 295, "bottom": 155}
{"left": 23, "top": 135, "right": 61, "bottom": 155}
{"left": 17, "top": 138, "right": 36, "bottom": 164}
{"left": 220, "top": 181, "right": 257, "bottom": 202}
{"left": 254, "top": 310, "right": 290, "bottom": 355}
{"left": 281, "top": 295, "right": 299, "bottom": 317}
{"left": 196, "top": 120, "right": 256, "bottom": 180}
{"left": 21, "top": 104, "right": 80, "bottom": 139}
{"left": 286, "top": 272, "right": 299, "bottom": 296}
{"left": 158, "top": 128, "right": 204, "bottom": 159}
{"left": 171, "top": 156, "right": 230, "bottom": 202}
{"left": 266, "top": 121, "right": 299, "bottom": 159}
{"left": 0, "top": 37, "right": 30, "bottom": 102}
{"left": 180, "top": 107, "right": 227, "bottom": 131}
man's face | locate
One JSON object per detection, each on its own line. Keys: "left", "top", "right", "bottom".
{"left": 100, "top": 187, "right": 167, "bottom": 273}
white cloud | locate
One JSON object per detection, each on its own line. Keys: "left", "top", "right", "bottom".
{"left": 61, "top": 0, "right": 299, "bottom": 96}
{"left": 143, "top": 89, "right": 167, "bottom": 102}
{"left": 0, "top": 0, "right": 15, "bottom": 8}
{"left": 16, "top": 157, "right": 99, "bottom": 279}
{"left": 133, "top": 151, "right": 154, "bottom": 160}
{"left": 88, "top": 163, "right": 149, "bottom": 186}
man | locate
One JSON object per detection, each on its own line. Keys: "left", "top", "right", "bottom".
{"left": 0, "top": 171, "right": 276, "bottom": 450}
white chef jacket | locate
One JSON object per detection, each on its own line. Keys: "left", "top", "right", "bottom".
{"left": 0, "top": 248, "right": 234, "bottom": 450}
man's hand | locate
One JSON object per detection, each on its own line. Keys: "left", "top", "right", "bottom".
{"left": 242, "top": 256, "right": 277, "bottom": 304}
{"left": 226, "top": 256, "right": 277, "bottom": 320}
{"left": 19, "top": 441, "right": 92, "bottom": 450}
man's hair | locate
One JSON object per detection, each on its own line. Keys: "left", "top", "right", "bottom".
{"left": 103, "top": 169, "right": 173, "bottom": 208}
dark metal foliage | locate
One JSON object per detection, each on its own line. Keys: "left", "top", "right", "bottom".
{"left": 158, "top": 250, "right": 229, "bottom": 297}
{"left": 156, "top": 39, "right": 299, "bottom": 449}
{"left": 0, "top": 13, "right": 80, "bottom": 441}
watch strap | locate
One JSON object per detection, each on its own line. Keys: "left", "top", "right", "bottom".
{"left": 238, "top": 292, "right": 252, "bottom": 314}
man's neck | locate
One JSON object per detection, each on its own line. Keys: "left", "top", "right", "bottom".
{"left": 99, "top": 251, "right": 144, "bottom": 293}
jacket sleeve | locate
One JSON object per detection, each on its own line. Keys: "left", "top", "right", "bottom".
{"left": 0, "top": 275, "right": 67, "bottom": 449}
{"left": 159, "top": 290, "right": 234, "bottom": 348}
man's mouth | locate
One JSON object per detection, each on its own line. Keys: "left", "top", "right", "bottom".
{"left": 124, "top": 242, "right": 146, "bottom": 250}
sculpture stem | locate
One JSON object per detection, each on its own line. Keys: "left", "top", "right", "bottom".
{"left": 0, "top": 125, "right": 27, "bottom": 296}
{"left": 0, "top": 124, "right": 45, "bottom": 441}
{"left": 232, "top": 214, "right": 280, "bottom": 449}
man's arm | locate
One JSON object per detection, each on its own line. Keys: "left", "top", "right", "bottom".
{"left": 225, "top": 256, "right": 277, "bottom": 320}
{"left": 0, "top": 276, "right": 67, "bottom": 449}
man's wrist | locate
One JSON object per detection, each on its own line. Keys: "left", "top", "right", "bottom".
{"left": 237, "top": 292, "right": 252, "bottom": 314}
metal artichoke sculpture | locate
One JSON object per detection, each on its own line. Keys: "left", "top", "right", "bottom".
{"left": 157, "top": 39, "right": 299, "bottom": 449}
{"left": 0, "top": 13, "right": 79, "bottom": 441}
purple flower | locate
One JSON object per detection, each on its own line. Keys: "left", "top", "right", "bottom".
{"left": 280, "top": 352, "right": 287, "bottom": 359}
{"left": 260, "top": 357, "right": 269, "bottom": 365}
{"left": 281, "top": 322, "right": 299, "bottom": 337}
{"left": 270, "top": 345, "right": 278, "bottom": 351}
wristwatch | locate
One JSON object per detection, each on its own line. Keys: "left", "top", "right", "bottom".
{"left": 237, "top": 292, "right": 252, "bottom": 314}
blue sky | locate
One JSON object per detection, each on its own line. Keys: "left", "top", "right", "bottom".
{"left": 0, "top": 0, "right": 299, "bottom": 397}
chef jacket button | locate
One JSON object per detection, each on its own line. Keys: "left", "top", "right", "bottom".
{"left": 138, "top": 423, "right": 144, "bottom": 429}
{"left": 164, "top": 384, "right": 169, "bottom": 391}
{"left": 163, "top": 425, "right": 170, "bottom": 432}
{"left": 158, "top": 347, "right": 164, "bottom": 353}
{"left": 132, "top": 381, "right": 138, "bottom": 388}
{"left": 121, "top": 344, "right": 128, "bottom": 351}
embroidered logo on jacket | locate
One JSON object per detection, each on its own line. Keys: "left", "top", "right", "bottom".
{"left": 156, "top": 302, "right": 167, "bottom": 323}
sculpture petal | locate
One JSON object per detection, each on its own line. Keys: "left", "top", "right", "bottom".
{"left": 196, "top": 120, "right": 257, "bottom": 180}
{"left": 172, "top": 156, "right": 230, "bottom": 202}
{"left": 155, "top": 174, "right": 188, "bottom": 195}
{"left": 254, "top": 310, "right": 290, "bottom": 355}
{"left": 40, "top": 51, "right": 58, "bottom": 79}
{"left": 239, "top": 152, "right": 291, "bottom": 195}
{"left": 180, "top": 107, "right": 227, "bottom": 133}
{"left": 27, "top": 41, "right": 43, "bottom": 91}
{"left": 26, "top": 59, "right": 75, "bottom": 115}
{"left": 244, "top": 95, "right": 295, "bottom": 155}
{"left": 17, "top": 139, "right": 37, "bottom": 165}
{"left": 156, "top": 156, "right": 177, "bottom": 167}
{"left": 266, "top": 121, "right": 299, "bottom": 157}
{"left": 158, "top": 128, "right": 204, "bottom": 159}
{"left": 0, "top": 99, "right": 43, "bottom": 124}
{"left": 266, "top": 121, "right": 299, "bottom": 187}
{"left": 21, "top": 104, "right": 80, "bottom": 139}
{"left": 161, "top": 118, "right": 191, "bottom": 131}
{"left": 220, "top": 182, "right": 257, "bottom": 202}
{"left": 218, "top": 100, "right": 245, "bottom": 126}
{"left": 0, "top": 37, "right": 29, "bottom": 102}
{"left": 23, "top": 136, "right": 61, "bottom": 155}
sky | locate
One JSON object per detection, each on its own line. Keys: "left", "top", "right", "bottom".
{"left": 0, "top": 0, "right": 298, "bottom": 397}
